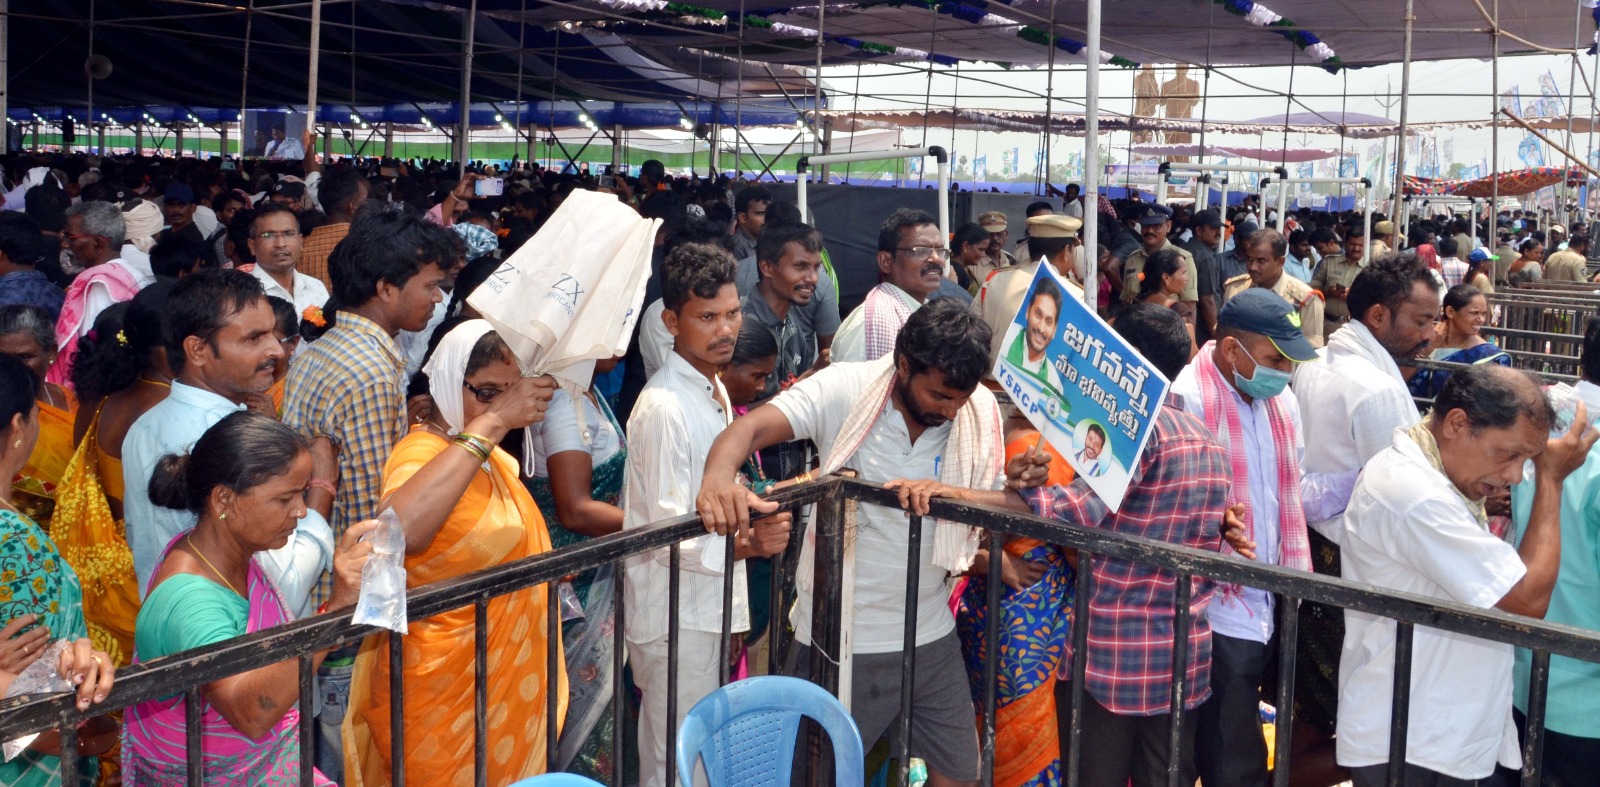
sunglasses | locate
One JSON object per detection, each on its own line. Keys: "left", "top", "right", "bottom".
{"left": 463, "top": 380, "right": 505, "bottom": 404}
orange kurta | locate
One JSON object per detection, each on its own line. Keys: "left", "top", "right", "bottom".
{"left": 344, "top": 430, "right": 567, "bottom": 787}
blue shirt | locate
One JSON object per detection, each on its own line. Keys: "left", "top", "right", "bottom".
{"left": 1512, "top": 379, "right": 1600, "bottom": 737}
{"left": 0, "top": 269, "right": 64, "bottom": 321}
{"left": 122, "top": 381, "right": 334, "bottom": 616}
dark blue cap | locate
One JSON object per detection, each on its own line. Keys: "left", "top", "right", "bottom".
{"left": 163, "top": 182, "right": 195, "bottom": 204}
{"left": 1136, "top": 202, "right": 1173, "bottom": 225}
{"left": 1217, "top": 289, "right": 1318, "bottom": 362}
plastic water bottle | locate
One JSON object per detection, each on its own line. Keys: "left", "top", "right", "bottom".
{"left": 908, "top": 758, "right": 929, "bottom": 786}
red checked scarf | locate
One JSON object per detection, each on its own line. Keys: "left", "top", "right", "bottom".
{"left": 794, "top": 355, "right": 1005, "bottom": 597}
{"left": 861, "top": 283, "right": 915, "bottom": 361}
{"left": 1193, "top": 341, "right": 1312, "bottom": 595}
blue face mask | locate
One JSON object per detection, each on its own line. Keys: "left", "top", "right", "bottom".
{"left": 1231, "top": 341, "right": 1293, "bottom": 400}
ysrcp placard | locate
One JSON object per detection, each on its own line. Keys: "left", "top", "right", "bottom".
{"left": 993, "top": 262, "right": 1169, "bottom": 511}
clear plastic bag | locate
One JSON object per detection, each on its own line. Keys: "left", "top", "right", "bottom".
{"left": 557, "top": 580, "right": 585, "bottom": 622}
{"left": 3, "top": 639, "right": 73, "bottom": 761}
{"left": 352, "top": 508, "right": 408, "bottom": 634}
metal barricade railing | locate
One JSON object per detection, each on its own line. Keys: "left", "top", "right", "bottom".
{"left": 7, "top": 476, "right": 1600, "bottom": 786}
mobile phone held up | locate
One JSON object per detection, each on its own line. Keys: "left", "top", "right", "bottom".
{"left": 597, "top": 175, "right": 617, "bottom": 189}
{"left": 474, "top": 177, "right": 505, "bottom": 197}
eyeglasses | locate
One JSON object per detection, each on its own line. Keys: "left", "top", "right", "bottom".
{"left": 255, "top": 230, "right": 301, "bottom": 241}
{"left": 895, "top": 246, "right": 952, "bottom": 261}
{"left": 463, "top": 380, "right": 505, "bottom": 404}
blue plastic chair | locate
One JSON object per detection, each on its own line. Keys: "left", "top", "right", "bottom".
{"left": 506, "top": 775, "right": 605, "bottom": 787}
{"left": 676, "top": 675, "right": 865, "bottom": 786}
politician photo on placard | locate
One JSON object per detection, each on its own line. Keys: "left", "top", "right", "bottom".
{"left": 1002, "top": 276, "right": 1068, "bottom": 395}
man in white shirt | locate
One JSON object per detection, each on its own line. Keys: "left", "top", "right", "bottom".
{"left": 623, "top": 242, "right": 791, "bottom": 787}
{"left": 123, "top": 269, "right": 335, "bottom": 616}
{"left": 1170, "top": 290, "right": 1356, "bottom": 785}
{"left": 264, "top": 123, "right": 306, "bottom": 161}
{"left": 1286, "top": 253, "right": 1441, "bottom": 770}
{"left": 1293, "top": 253, "right": 1441, "bottom": 542}
{"left": 697, "top": 299, "right": 1010, "bottom": 787}
{"left": 1337, "top": 365, "right": 1596, "bottom": 785}
{"left": 246, "top": 202, "right": 329, "bottom": 330}
{"left": 831, "top": 208, "right": 947, "bottom": 363}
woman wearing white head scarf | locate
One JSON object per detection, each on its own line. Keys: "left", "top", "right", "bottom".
{"left": 344, "top": 320, "right": 568, "bottom": 785}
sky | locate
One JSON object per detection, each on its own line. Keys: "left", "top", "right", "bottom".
{"left": 817, "top": 51, "right": 1599, "bottom": 178}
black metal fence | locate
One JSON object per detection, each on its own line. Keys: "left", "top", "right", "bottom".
{"left": 6, "top": 475, "right": 1600, "bottom": 787}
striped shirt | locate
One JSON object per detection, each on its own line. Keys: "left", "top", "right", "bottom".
{"left": 281, "top": 310, "right": 407, "bottom": 597}
{"left": 1024, "top": 405, "right": 1230, "bottom": 716}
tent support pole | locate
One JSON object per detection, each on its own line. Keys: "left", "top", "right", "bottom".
{"left": 383, "top": 122, "right": 394, "bottom": 158}
{"left": 307, "top": 0, "right": 321, "bottom": 147}
{"left": 0, "top": 0, "right": 7, "bottom": 149}
{"left": 238, "top": 0, "right": 253, "bottom": 158}
{"left": 1082, "top": 0, "right": 1101, "bottom": 310}
{"left": 455, "top": 0, "right": 477, "bottom": 168}
{"left": 1040, "top": 0, "right": 1056, "bottom": 195}
{"left": 612, "top": 124, "right": 623, "bottom": 175}
{"left": 748, "top": 132, "right": 801, "bottom": 183}
{"left": 1490, "top": 0, "right": 1500, "bottom": 232}
{"left": 1565, "top": 4, "right": 1582, "bottom": 224}
{"left": 1393, "top": 0, "right": 1413, "bottom": 232}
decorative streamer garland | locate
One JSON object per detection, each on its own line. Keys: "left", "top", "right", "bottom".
{"left": 1213, "top": 0, "right": 1341, "bottom": 72}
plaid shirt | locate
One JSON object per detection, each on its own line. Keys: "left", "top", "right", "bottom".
{"left": 281, "top": 310, "right": 406, "bottom": 599}
{"left": 299, "top": 222, "right": 349, "bottom": 290}
{"left": 1024, "top": 405, "right": 1230, "bottom": 716}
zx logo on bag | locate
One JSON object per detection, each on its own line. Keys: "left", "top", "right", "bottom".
{"left": 545, "top": 273, "right": 585, "bottom": 317}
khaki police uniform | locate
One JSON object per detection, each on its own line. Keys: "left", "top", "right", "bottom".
{"left": 1310, "top": 252, "right": 1366, "bottom": 337}
{"left": 1225, "top": 272, "right": 1326, "bottom": 348}
{"left": 1121, "top": 240, "right": 1198, "bottom": 304}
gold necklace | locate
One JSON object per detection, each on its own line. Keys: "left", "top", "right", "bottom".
{"left": 186, "top": 534, "right": 241, "bottom": 596}
{"left": 138, "top": 376, "right": 172, "bottom": 389}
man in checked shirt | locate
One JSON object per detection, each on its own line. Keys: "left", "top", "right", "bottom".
{"left": 872, "top": 302, "right": 1232, "bottom": 786}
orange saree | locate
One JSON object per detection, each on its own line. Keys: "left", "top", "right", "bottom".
{"left": 14, "top": 396, "right": 77, "bottom": 528}
{"left": 343, "top": 430, "right": 567, "bottom": 787}
{"left": 50, "top": 407, "right": 141, "bottom": 666}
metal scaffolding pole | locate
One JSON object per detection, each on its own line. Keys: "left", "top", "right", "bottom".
{"left": 1393, "top": 0, "right": 1414, "bottom": 232}
{"left": 1490, "top": 0, "right": 1500, "bottom": 231}
{"left": 455, "top": 0, "right": 478, "bottom": 167}
{"left": 306, "top": 0, "right": 322, "bottom": 148}
{"left": 1, "top": 0, "right": 8, "bottom": 151}
{"left": 1083, "top": 0, "right": 1101, "bottom": 309}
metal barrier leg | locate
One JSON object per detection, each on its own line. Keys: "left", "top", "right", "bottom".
{"left": 546, "top": 582, "right": 560, "bottom": 768}
{"left": 474, "top": 599, "right": 489, "bottom": 787}
{"left": 897, "top": 515, "right": 923, "bottom": 787}
{"left": 720, "top": 530, "right": 736, "bottom": 687}
{"left": 1066, "top": 554, "right": 1093, "bottom": 787}
{"left": 667, "top": 543, "right": 681, "bottom": 787}
{"left": 1166, "top": 574, "right": 1192, "bottom": 787}
{"left": 299, "top": 654, "right": 315, "bottom": 787}
{"left": 1272, "top": 597, "right": 1299, "bottom": 787}
{"left": 1520, "top": 650, "right": 1551, "bottom": 787}
{"left": 612, "top": 557, "right": 627, "bottom": 787}
{"left": 981, "top": 536, "right": 1004, "bottom": 786}
{"left": 185, "top": 686, "right": 204, "bottom": 785}
{"left": 58, "top": 708, "right": 78, "bottom": 787}
{"left": 389, "top": 631, "right": 405, "bottom": 785}
{"left": 1386, "top": 621, "right": 1415, "bottom": 787}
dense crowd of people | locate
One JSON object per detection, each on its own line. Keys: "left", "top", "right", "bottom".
{"left": 0, "top": 143, "right": 1596, "bottom": 787}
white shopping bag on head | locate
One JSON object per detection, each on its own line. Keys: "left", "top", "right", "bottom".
{"left": 466, "top": 189, "right": 659, "bottom": 473}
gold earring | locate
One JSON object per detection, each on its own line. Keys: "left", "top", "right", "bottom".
{"left": 219, "top": 512, "right": 227, "bottom": 521}
{"left": 10, "top": 439, "right": 19, "bottom": 449}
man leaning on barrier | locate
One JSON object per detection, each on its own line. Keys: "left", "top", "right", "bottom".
{"left": 700, "top": 301, "right": 1241, "bottom": 786}
{"left": 1336, "top": 364, "right": 1598, "bottom": 786}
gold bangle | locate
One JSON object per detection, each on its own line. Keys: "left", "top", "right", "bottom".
{"left": 794, "top": 471, "right": 814, "bottom": 484}
{"left": 456, "top": 432, "right": 495, "bottom": 447}
{"left": 452, "top": 435, "right": 491, "bottom": 462}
